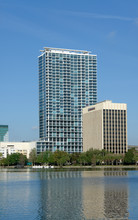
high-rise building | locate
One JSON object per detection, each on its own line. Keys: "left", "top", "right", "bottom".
{"left": 83, "top": 100, "right": 127, "bottom": 154}
{"left": 0, "top": 125, "right": 9, "bottom": 142}
{"left": 38, "top": 47, "right": 97, "bottom": 153}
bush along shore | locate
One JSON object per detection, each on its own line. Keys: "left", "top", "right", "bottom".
{"left": 0, "top": 148, "right": 138, "bottom": 168}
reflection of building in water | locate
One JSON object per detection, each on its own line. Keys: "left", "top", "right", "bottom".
{"left": 82, "top": 171, "right": 105, "bottom": 219}
{"left": 37, "top": 171, "right": 129, "bottom": 219}
{"left": 104, "top": 170, "right": 127, "bottom": 176}
{"left": 39, "top": 171, "right": 82, "bottom": 180}
{"left": 104, "top": 171, "right": 129, "bottom": 219}
{"left": 82, "top": 171, "right": 129, "bottom": 219}
{"left": 37, "top": 171, "right": 84, "bottom": 220}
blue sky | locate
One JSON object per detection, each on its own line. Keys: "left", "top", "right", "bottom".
{"left": 0, "top": 0, "right": 138, "bottom": 144}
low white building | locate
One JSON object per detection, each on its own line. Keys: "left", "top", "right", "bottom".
{"left": 0, "top": 142, "right": 36, "bottom": 158}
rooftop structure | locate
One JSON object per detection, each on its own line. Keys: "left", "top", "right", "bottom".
{"left": 40, "top": 47, "right": 91, "bottom": 54}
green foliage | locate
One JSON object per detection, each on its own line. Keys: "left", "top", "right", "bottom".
{"left": 36, "top": 151, "right": 53, "bottom": 165}
{"left": 103, "top": 152, "right": 124, "bottom": 165}
{"left": 124, "top": 149, "right": 135, "bottom": 165}
{"left": 0, "top": 153, "right": 27, "bottom": 166}
{"left": 8, "top": 153, "right": 21, "bottom": 165}
{"left": 18, "top": 154, "right": 28, "bottom": 166}
{"left": 78, "top": 152, "right": 87, "bottom": 165}
{"left": 133, "top": 150, "right": 138, "bottom": 165}
{"left": 86, "top": 148, "right": 102, "bottom": 165}
{"left": 123, "top": 148, "right": 138, "bottom": 165}
{"left": 69, "top": 153, "right": 81, "bottom": 165}
{"left": 0, "top": 157, "right": 9, "bottom": 166}
{"left": 1, "top": 148, "right": 138, "bottom": 167}
{"left": 104, "top": 153, "right": 115, "bottom": 165}
{"left": 48, "top": 152, "right": 55, "bottom": 165}
{"left": 29, "top": 148, "right": 37, "bottom": 165}
{"left": 53, "top": 150, "right": 70, "bottom": 167}
{"left": 114, "top": 154, "right": 124, "bottom": 165}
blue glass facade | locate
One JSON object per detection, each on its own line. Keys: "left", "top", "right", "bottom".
{"left": 38, "top": 48, "right": 97, "bottom": 153}
{"left": 0, "top": 125, "right": 9, "bottom": 142}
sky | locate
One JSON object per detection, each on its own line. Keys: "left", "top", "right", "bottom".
{"left": 0, "top": 0, "right": 138, "bottom": 145}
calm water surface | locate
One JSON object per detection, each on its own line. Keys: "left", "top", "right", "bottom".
{"left": 0, "top": 169, "right": 138, "bottom": 220}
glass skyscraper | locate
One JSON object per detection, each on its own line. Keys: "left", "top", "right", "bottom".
{"left": 38, "top": 47, "right": 97, "bottom": 153}
{"left": 0, "top": 125, "right": 9, "bottom": 142}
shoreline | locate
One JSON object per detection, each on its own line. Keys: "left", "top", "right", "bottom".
{"left": 1, "top": 165, "right": 138, "bottom": 170}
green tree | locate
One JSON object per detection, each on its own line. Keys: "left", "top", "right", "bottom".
{"left": 86, "top": 148, "right": 102, "bottom": 166}
{"left": 37, "top": 152, "right": 44, "bottom": 164}
{"left": 29, "top": 148, "right": 37, "bottom": 165}
{"left": 53, "top": 150, "right": 70, "bottom": 167}
{"left": 8, "top": 153, "right": 21, "bottom": 165}
{"left": 114, "top": 154, "right": 124, "bottom": 165}
{"left": 104, "top": 153, "right": 115, "bottom": 165}
{"left": 0, "top": 153, "right": 3, "bottom": 159}
{"left": 93, "top": 149, "right": 103, "bottom": 165}
{"left": 124, "top": 149, "right": 135, "bottom": 165}
{"left": 131, "top": 148, "right": 138, "bottom": 165}
{"left": 134, "top": 154, "right": 138, "bottom": 165}
{"left": 37, "top": 151, "right": 53, "bottom": 165}
{"left": 48, "top": 152, "right": 55, "bottom": 165}
{"left": 69, "top": 152, "right": 81, "bottom": 165}
{"left": 0, "top": 157, "right": 9, "bottom": 166}
{"left": 100, "top": 150, "right": 108, "bottom": 165}
{"left": 18, "top": 154, "right": 27, "bottom": 166}
{"left": 86, "top": 149, "right": 94, "bottom": 165}
{"left": 0, "top": 153, "right": 27, "bottom": 166}
{"left": 79, "top": 152, "right": 87, "bottom": 165}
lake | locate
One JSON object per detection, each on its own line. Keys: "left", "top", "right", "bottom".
{"left": 0, "top": 168, "right": 138, "bottom": 219}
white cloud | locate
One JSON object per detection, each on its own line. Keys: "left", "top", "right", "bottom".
{"left": 60, "top": 10, "right": 137, "bottom": 23}
{"left": 71, "top": 11, "right": 133, "bottom": 21}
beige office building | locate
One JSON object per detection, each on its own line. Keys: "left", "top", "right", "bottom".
{"left": 83, "top": 100, "right": 127, "bottom": 154}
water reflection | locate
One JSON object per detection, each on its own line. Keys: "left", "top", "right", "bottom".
{"left": 39, "top": 171, "right": 82, "bottom": 180}
{"left": 104, "top": 170, "right": 128, "bottom": 176}
{"left": 37, "top": 171, "right": 83, "bottom": 220}
{"left": 104, "top": 171, "right": 129, "bottom": 219}
{"left": 0, "top": 169, "right": 133, "bottom": 220}
{"left": 0, "top": 171, "right": 41, "bottom": 220}
{"left": 82, "top": 171, "right": 129, "bottom": 219}
{"left": 36, "top": 171, "right": 129, "bottom": 219}
{"left": 82, "top": 171, "right": 105, "bottom": 219}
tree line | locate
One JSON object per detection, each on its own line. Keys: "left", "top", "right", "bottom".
{"left": 1, "top": 148, "right": 138, "bottom": 167}
{"left": 0, "top": 153, "right": 27, "bottom": 167}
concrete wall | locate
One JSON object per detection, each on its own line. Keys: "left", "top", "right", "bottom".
{"left": 83, "top": 110, "right": 103, "bottom": 152}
